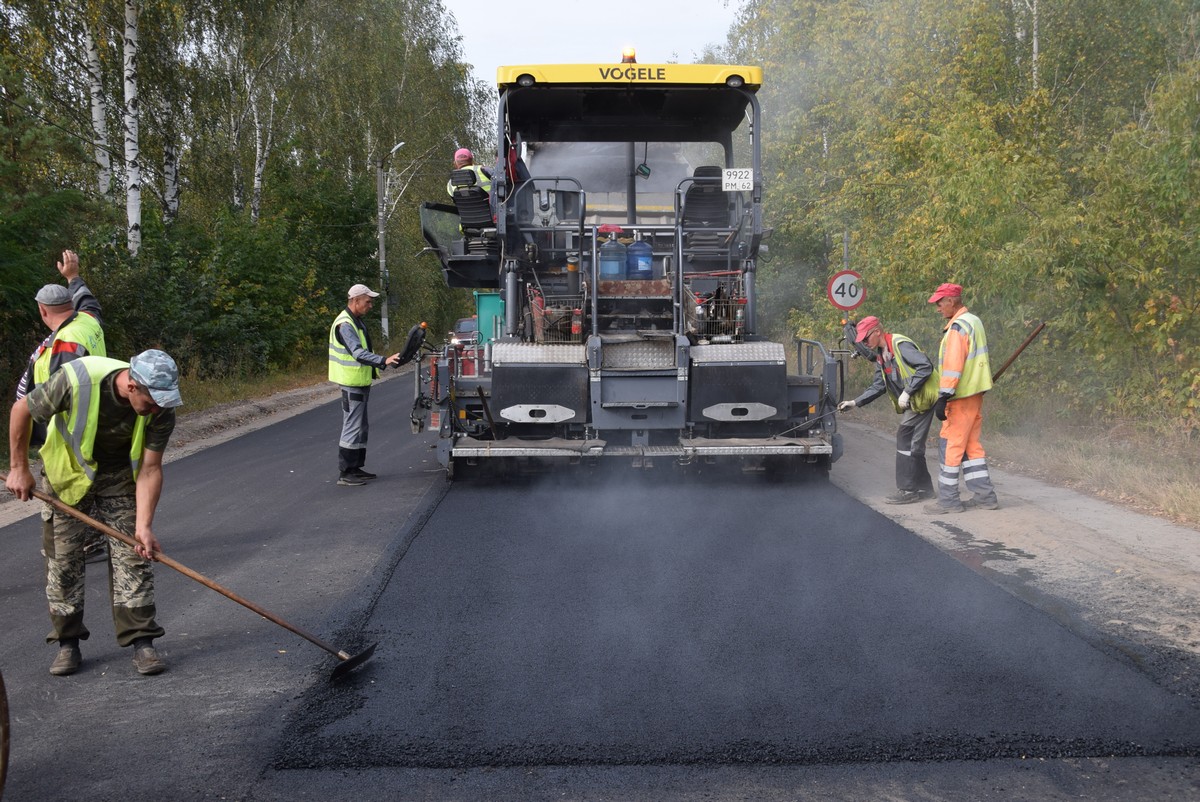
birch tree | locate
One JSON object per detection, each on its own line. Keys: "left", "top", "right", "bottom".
{"left": 1011, "top": 0, "right": 1040, "bottom": 92}
{"left": 83, "top": 28, "right": 113, "bottom": 197}
{"left": 122, "top": 0, "right": 141, "bottom": 255}
{"left": 249, "top": 86, "right": 276, "bottom": 223}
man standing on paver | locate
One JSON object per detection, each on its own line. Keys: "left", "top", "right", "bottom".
{"left": 924, "top": 283, "right": 999, "bottom": 514}
{"left": 6, "top": 350, "right": 183, "bottom": 676}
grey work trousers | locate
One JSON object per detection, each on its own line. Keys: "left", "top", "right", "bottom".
{"left": 337, "top": 384, "right": 371, "bottom": 474}
{"left": 896, "top": 407, "right": 936, "bottom": 494}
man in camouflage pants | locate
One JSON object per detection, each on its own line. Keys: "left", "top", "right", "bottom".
{"left": 6, "top": 350, "right": 183, "bottom": 676}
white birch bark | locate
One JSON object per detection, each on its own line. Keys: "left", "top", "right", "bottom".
{"left": 84, "top": 28, "right": 111, "bottom": 197}
{"left": 123, "top": 0, "right": 142, "bottom": 256}
{"left": 1030, "top": 0, "right": 1040, "bottom": 92}
{"left": 250, "top": 89, "right": 276, "bottom": 224}
{"left": 1015, "top": 0, "right": 1040, "bottom": 92}
{"left": 231, "top": 73, "right": 246, "bottom": 210}
{"left": 163, "top": 140, "right": 180, "bottom": 223}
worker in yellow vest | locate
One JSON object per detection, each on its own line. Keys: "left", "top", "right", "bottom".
{"left": 445, "top": 147, "right": 493, "bottom": 197}
{"left": 12, "top": 249, "right": 108, "bottom": 560}
{"left": 838, "top": 315, "right": 940, "bottom": 504}
{"left": 13, "top": 249, "right": 106, "bottom": 434}
{"left": 328, "top": 284, "right": 403, "bottom": 486}
{"left": 6, "top": 350, "right": 182, "bottom": 677}
{"left": 924, "top": 283, "right": 1000, "bottom": 513}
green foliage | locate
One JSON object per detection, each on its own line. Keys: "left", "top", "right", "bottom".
{"left": 730, "top": 0, "right": 1200, "bottom": 432}
{"left": 0, "top": 0, "right": 479, "bottom": 394}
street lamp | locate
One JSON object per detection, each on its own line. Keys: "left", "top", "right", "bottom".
{"left": 376, "top": 140, "right": 405, "bottom": 345}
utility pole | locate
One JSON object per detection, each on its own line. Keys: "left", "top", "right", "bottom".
{"left": 376, "top": 141, "right": 405, "bottom": 346}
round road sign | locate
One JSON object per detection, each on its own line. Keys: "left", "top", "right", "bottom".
{"left": 827, "top": 270, "right": 865, "bottom": 311}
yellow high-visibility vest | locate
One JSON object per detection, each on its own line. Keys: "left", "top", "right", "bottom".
{"left": 328, "top": 310, "right": 373, "bottom": 386}
{"left": 32, "top": 312, "right": 106, "bottom": 385}
{"left": 938, "top": 311, "right": 993, "bottom": 399}
{"left": 40, "top": 357, "right": 148, "bottom": 506}
{"left": 887, "top": 333, "right": 941, "bottom": 413}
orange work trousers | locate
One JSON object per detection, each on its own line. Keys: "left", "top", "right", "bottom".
{"left": 938, "top": 393, "right": 986, "bottom": 467}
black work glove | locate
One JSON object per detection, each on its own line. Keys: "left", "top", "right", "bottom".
{"left": 933, "top": 395, "right": 949, "bottom": 421}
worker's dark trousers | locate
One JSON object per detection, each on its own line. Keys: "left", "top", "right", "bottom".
{"left": 338, "top": 384, "right": 370, "bottom": 474}
{"left": 896, "top": 407, "right": 935, "bottom": 494}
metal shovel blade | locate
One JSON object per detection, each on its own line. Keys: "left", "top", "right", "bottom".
{"left": 330, "top": 642, "right": 378, "bottom": 682}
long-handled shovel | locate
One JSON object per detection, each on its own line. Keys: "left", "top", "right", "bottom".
{"left": 3, "top": 478, "right": 376, "bottom": 681}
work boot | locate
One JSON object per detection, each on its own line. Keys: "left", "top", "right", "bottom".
{"left": 924, "top": 501, "right": 965, "bottom": 515}
{"left": 132, "top": 641, "right": 166, "bottom": 675}
{"left": 963, "top": 496, "right": 1000, "bottom": 510}
{"left": 884, "top": 490, "right": 924, "bottom": 505}
{"left": 337, "top": 473, "right": 366, "bottom": 486}
{"left": 349, "top": 468, "right": 377, "bottom": 481}
{"left": 50, "top": 639, "right": 82, "bottom": 676}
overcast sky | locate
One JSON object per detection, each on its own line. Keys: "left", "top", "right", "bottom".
{"left": 444, "top": 0, "right": 741, "bottom": 86}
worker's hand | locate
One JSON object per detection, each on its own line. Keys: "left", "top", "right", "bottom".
{"left": 933, "top": 395, "right": 949, "bottom": 421}
{"left": 897, "top": 390, "right": 911, "bottom": 410}
{"left": 385, "top": 353, "right": 401, "bottom": 367}
{"left": 837, "top": 400, "right": 856, "bottom": 412}
{"left": 5, "top": 466, "right": 36, "bottom": 501}
{"left": 134, "top": 526, "right": 162, "bottom": 561}
{"left": 57, "top": 249, "right": 80, "bottom": 281}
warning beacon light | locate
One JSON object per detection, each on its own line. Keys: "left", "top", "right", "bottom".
{"left": 621, "top": 47, "right": 637, "bottom": 63}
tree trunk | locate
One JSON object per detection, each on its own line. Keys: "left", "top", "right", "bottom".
{"left": 84, "top": 28, "right": 111, "bottom": 198}
{"left": 230, "top": 74, "right": 246, "bottom": 211}
{"left": 1014, "top": 0, "right": 1041, "bottom": 93}
{"left": 123, "top": 0, "right": 142, "bottom": 256}
{"left": 163, "top": 139, "right": 180, "bottom": 223}
{"left": 1030, "top": 0, "right": 1040, "bottom": 93}
{"left": 250, "top": 89, "right": 275, "bottom": 224}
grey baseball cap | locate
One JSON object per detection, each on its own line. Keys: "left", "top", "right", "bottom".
{"left": 129, "top": 349, "right": 183, "bottom": 409}
{"left": 35, "top": 284, "right": 72, "bottom": 306}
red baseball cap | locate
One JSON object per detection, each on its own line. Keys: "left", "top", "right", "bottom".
{"left": 927, "top": 283, "right": 963, "bottom": 303}
{"left": 855, "top": 316, "right": 881, "bottom": 342}
{"left": 454, "top": 147, "right": 473, "bottom": 162}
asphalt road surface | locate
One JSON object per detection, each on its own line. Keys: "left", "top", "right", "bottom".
{"left": 2, "top": 375, "right": 1198, "bottom": 801}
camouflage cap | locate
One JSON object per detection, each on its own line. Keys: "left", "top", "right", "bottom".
{"left": 129, "top": 349, "right": 183, "bottom": 409}
{"left": 35, "top": 284, "right": 72, "bottom": 306}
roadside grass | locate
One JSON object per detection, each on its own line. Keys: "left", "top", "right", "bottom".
{"left": 177, "top": 359, "right": 328, "bottom": 414}
{"left": 0, "top": 360, "right": 328, "bottom": 466}
{"left": 850, "top": 401, "right": 1200, "bottom": 528}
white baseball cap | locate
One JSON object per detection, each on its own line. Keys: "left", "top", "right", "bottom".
{"left": 348, "top": 284, "right": 380, "bottom": 299}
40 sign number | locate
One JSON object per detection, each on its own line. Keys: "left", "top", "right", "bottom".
{"left": 827, "top": 270, "right": 865, "bottom": 311}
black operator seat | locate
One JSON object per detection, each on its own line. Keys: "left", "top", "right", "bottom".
{"left": 449, "top": 168, "right": 496, "bottom": 251}
{"left": 681, "top": 165, "right": 730, "bottom": 228}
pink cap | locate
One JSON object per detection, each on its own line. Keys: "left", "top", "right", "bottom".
{"left": 855, "top": 316, "right": 881, "bottom": 342}
{"left": 927, "top": 282, "right": 963, "bottom": 303}
{"left": 454, "top": 148, "right": 473, "bottom": 162}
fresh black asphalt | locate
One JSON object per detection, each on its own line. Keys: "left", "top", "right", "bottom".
{"left": 276, "top": 472, "right": 1200, "bottom": 772}
{"left": 1, "top": 373, "right": 1198, "bottom": 801}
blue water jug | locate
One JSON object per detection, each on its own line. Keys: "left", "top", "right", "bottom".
{"left": 599, "top": 236, "right": 627, "bottom": 279}
{"left": 626, "top": 237, "right": 653, "bottom": 280}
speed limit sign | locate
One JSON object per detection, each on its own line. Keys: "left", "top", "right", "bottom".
{"left": 827, "top": 269, "right": 865, "bottom": 311}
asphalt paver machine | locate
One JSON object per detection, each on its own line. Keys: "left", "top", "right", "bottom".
{"left": 416, "top": 54, "right": 842, "bottom": 479}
